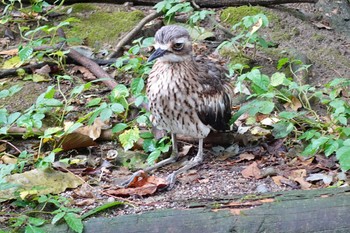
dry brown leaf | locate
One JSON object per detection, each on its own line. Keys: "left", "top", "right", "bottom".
{"left": 34, "top": 64, "right": 51, "bottom": 76}
{"left": 0, "top": 48, "right": 18, "bottom": 56}
{"left": 61, "top": 119, "right": 107, "bottom": 150}
{"left": 74, "top": 198, "right": 96, "bottom": 206}
{"left": 272, "top": 175, "right": 289, "bottom": 186}
{"left": 237, "top": 153, "right": 255, "bottom": 162}
{"left": 1, "top": 154, "right": 17, "bottom": 164}
{"left": 106, "top": 172, "right": 167, "bottom": 197}
{"left": 0, "top": 143, "right": 6, "bottom": 153}
{"left": 72, "top": 65, "right": 96, "bottom": 81}
{"left": 294, "top": 177, "right": 312, "bottom": 190}
{"left": 179, "top": 145, "right": 193, "bottom": 157}
{"left": 289, "top": 169, "right": 311, "bottom": 190}
{"left": 283, "top": 96, "right": 302, "bottom": 111}
{"left": 241, "top": 162, "right": 262, "bottom": 179}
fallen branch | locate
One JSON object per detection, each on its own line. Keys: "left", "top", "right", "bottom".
{"left": 108, "top": 11, "right": 163, "bottom": 58}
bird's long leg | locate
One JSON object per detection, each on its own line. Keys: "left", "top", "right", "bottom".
{"left": 166, "top": 138, "right": 204, "bottom": 189}
{"left": 121, "top": 133, "right": 179, "bottom": 187}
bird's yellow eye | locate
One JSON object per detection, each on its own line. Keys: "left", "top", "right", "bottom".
{"left": 173, "top": 43, "right": 184, "bottom": 51}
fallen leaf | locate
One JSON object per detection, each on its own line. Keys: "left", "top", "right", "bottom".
{"left": 106, "top": 171, "right": 167, "bottom": 197}
{"left": 61, "top": 119, "right": 107, "bottom": 150}
{"left": 179, "top": 144, "right": 193, "bottom": 155}
{"left": 0, "top": 168, "right": 83, "bottom": 202}
{"left": 0, "top": 154, "right": 17, "bottom": 164}
{"left": 34, "top": 64, "right": 51, "bottom": 76}
{"left": 272, "top": 175, "right": 289, "bottom": 186}
{"left": 72, "top": 65, "right": 96, "bottom": 81}
{"left": 290, "top": 96, "right": 302, "bottom": 111}
{"left": 236, "top": 153, "right": 255, "bottom": 162}
{"left": 289, "top": 169, "right": 311, "bottom": 190}
{"left": 74, "top": 198, "right": 96, "bottom": 206}
{"left": 294, "top": 177, "right": 312, "bottom": 190}
{"left": 241, "top": 162, "right": 262, "bottom": 179}
{"left": 250, "top": 126, "right": 270, "bottom": 136}
{"left": 0, "top": 143, "right": 7, "bottom": 152}
{"left": 0, "top": 48, "right": 17, "bottom": 56}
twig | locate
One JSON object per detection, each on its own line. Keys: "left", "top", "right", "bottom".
{"left": 0, "top": 139, "right": 22, "bottom": 154}
{"left": 191, "top": 0, "right": 235, "bottom": 38}
{"left": 108, "top": 11, "right": 164, "bottom": 59}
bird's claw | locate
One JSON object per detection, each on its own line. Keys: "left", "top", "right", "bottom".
{"left": 166, "top": 172, "right": 177, "bottom": 190}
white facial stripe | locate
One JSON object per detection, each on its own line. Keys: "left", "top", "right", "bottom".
{"left": 154, "top": 42, "right": 170, "bottom": 50}
{"left": 174, "top": 37, "right": 187, "bottom": 43}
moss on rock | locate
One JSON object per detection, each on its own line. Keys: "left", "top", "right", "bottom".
{"left": 66, "top": 4, "right": 144, "bottom": 47}
{"left": 220, "top": 6, "right": 266, "bottom": 26}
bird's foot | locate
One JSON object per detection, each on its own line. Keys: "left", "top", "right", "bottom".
{"left": 165, "top": 172, "right": 177, "bottom": 190}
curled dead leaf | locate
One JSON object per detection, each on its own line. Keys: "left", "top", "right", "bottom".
{"left": 106, "top": 171, "right": 167, "bottom": 197}
{"left": 241, "top": 162, "right": 262, "bottom": 179}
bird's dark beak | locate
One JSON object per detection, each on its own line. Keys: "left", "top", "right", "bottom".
{"left": 148, "top": 48, "right": 167, "bottom": 62}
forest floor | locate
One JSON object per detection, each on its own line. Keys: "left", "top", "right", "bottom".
{"left": 0, "top": 0, "right": 350, "bottom": 222}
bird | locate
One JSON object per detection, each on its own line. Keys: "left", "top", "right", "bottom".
{"left": 124, "top": 25, "right": 234, "bottom": 189}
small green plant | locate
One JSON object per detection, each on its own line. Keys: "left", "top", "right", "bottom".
{"left": 154, "top": 0, "right": 193, "bottom": 23}
{"left": 217, "top": 13, "right": 270, "bottom": 59}
{"left": 8, "top": 194, "right": 83, "bottom": 233}
{"left": 234, "top": 58, "right": 350, "bottom": 171}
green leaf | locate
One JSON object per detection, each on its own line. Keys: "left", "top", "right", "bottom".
{"left": 336, "top": 146, "right": 350, "bottom": 171}
{"left": 324, "top": 140, "right": 339, "bottom": 157}
{"left": 43, "top": 151, "right": 55, "bottom": 163}
{"left": 42, "top": 127, "right": 62, "bottom": 138}
{"left": 272, "top": 121, "right": 294, "bottom": 139}
{"left": 100, "top": 108, "right": 113, "bottom": 121}
{"left": 277, "top": 57, "right": 289, "bottom": 70}
{"left": 52, "top": 212, "right": 65, "bottom": 225}
{"left": 112, "top": 84, "right": 129, "bottom": 98}
{"left": 147, "top": 150, "right": 161, "bottom": 165}
{"left": 81, "top": 201, "right": 124, "bottom": 219}
{"left": 25, "top": 225, "right": 46, "bottom": 233}
{"left": 134, "top": 95, "right": 146, "bottom": 107}
{"left": 112, "top": 123, "right": 128, "bottom": 133}
{"left": 270, "top": 72, "right": 286, "bottom": 87}
{"left": 65, "top": 123, "right": 83, "bottom": 134}
{"left": 279, "top": 111, "right": 298, "bottom": 120}
{"left": 131, "top": 78, "right": 145, "bottom": 95}
{"left": 64, "top": 213, "right": 83, "bottom": 233}
{"left": 136, "top": 115, "right": 148, "bottom": 124}
{"left": 302, "top": 136, "right": 329, "bottom": 156}
{"left": 143, "top": 138, "right": 156, "bottom": 152}
{"left": 0, "top": 90, "right": 10, "bottom": 99}
{"left": 86, "top": 98, "right": 102, "bottom": 107}
{"left": 28, "top": 217, "right": 45, "bottom": 226}
{"left": 110, "top": 103, "right": 125, "bottom": 114}
{"left": 343, "top": 139, "right": 350, "bottom": 146}
{"left": 140, "top": 131, "right": 154, "bottom": 139}
{"left": 119, "top": 127, "right": 140, "bottom": 151}
{"left": 19, "top": 46, "right": 33, "bottom": 61}
{"left": 7, "top": 112, "right": 21, "bottom": 125}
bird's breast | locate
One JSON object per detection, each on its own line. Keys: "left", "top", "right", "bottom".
{"left": 146, "top": 62, "right": 210, "bottom": 138}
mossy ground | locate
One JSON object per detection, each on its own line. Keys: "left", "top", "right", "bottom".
{"left": 65, "top": 4, "right": 144, "bottom": 47}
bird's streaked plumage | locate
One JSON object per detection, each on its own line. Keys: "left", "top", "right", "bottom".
{"left": 124, "top": 25, "right": 234, "bottom": 189}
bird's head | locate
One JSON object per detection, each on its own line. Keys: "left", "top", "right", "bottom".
{"left": 148, "top": 25, "right": 192, "bottom": 63}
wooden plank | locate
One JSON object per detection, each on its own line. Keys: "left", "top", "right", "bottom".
{"left": 42, "top": 187, "right": 350, "bottom": 233}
